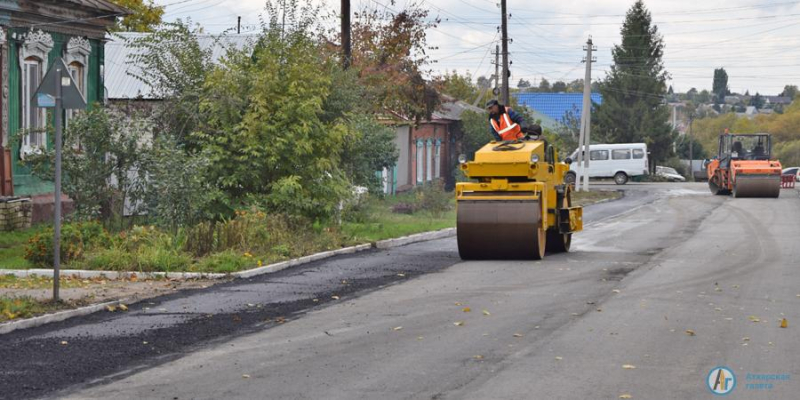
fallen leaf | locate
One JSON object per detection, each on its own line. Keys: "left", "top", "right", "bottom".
{"left": 619, "top": 394, "right": 633, "bottom": 399}
{"left": 780, "top": 318, "right": 788, "bottom": 328}
{"left": 106, "top": 305, "right": 116, "bottom": 312}
{"left": 393, "top": 326, "right": 403, "bottom": 331}
{"left": 513, "top": 333, "right": 523, "bottom": 338}
{"left": 685, "top": 329, "right": 696, "bottom": 336}
{"left": 714, "top": 287, "right": 722, "bottom": 292}
{"left": 748, "top": 316, "right": 761, "bottom": 323}
{"left": 482, "top": 310, "right": 491, "bottom": 316}
{"left": 622, "top": 364, "right": 636, "bottom": 369}
{"left": 454, "top": 302, "right": 462, "bottom": 306}
{"left": 555, "top": 356, "right": 563, "bottom": 360}
{"left": 331, "top": 296, "right": 340, "bottom": 300}
{"left": 60, "top": 341, "right": 68, "bottom": 345}
{"left": 454, "top": 321, "right": 465, "bottom": 326}
{"left": 417, "top": 336, "right": 424, "bottom": 340}
{"left": 462, "top": 307, "right": 472, "bottom": 313}
{"left": 242, "top": 374, "right": 251, "bottom": 379}
{"left": 473, "top": 355, "right": 484, "bottom": 360}
{"left": 742, "top": 337, "right": 750, "bottom": 341}
{"left": 118, "top": 304, "right": 128, "bottom": 311}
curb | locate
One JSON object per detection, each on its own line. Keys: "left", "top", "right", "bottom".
{"left": 0, "top": 228, "right": 457, "bottom": 334}
{"left": 0, "top": 269, "right": 227, "bottom": 280}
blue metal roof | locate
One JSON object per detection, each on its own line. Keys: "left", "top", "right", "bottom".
{"left": 514, "top": 93, "right": 602, "bottom": 124}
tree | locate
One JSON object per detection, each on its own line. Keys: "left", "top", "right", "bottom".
{"left": 712, "top": 68, "right": 729, "bottom": 104}
{"left": 108, "top": 0, "right": 164, "bottom": 32}
{"left": 593, "top": 0, "right": 674, "bottom": 169}
{"left": 781, "top": 84, "right": 798, "bottom": 99}
{"left": 685, "top": 87, "right": 697, "bottom": 101}
{"left": 476, "top": 75, "right": 492, "bottom": 89}
{"left": 566, "top": 79, "right": 584, "bottom": 93}
{"left": 538, "top": 78, "right": 551, "bottom": 92}
{"left": 517, "top": 78, "right": 531, "bottom": 89}
{"left": 551, "top": 81, "right": 567, "bottom": 92}
{"left": 125, "top": 21, "right": 213, "bottom": 147}
{"left": 349, "top": 4, "right": 440, "bottom": 123}
{"left": 751, "top": 92, "right": 765, "bottom": 109}
{"left": 697, "top": 89, "right": 711, "bottom": 104}
{"left": 436, "top": 70, "right": 478, "bottom": 102}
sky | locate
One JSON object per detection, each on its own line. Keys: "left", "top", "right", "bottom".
{"left": 154, "top": 0, "right": 800, "bottom": 95}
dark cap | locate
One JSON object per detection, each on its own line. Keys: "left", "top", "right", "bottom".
{"left": 485, "top": 99, "right": 500, "bottom": 108}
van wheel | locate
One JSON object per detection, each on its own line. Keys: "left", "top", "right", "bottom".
{"left": 564, "top": 172, "right": 576, "bottom": 187}
{"left": 614, "top": 172, "right": 628, "bottom": 185}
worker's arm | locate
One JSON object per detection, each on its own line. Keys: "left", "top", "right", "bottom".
{"left": 488, "top": 120, "right": 501, "bottom": 141}
{"left": 507, "top": 109, "right": 525, "bottom": 128}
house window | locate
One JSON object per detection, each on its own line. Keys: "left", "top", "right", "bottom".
{"left": 19, "top": 29, "right": 54, "bottom": 155}
{"left": 426, "top": 139, "right": 433, "bottom": 182}
{"left": 434, "top": 139, "right": 441, "bottom": 178}
{"left": 66, "top": 61, "right": 86, "bottom": 128}
{"left": 22, "top": 57, "right": 45, "bottom": 150}
{"left": 416, "top": 139, "right": 423, "bottom": 184}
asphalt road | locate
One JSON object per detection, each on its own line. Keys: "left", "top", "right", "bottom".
{"left": 5, "top": 183, "right": 800, "bottom": 399}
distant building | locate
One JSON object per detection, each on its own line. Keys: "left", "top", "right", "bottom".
{"left": 764, "top": 96, "right": 792, "bottom": 106}
{"left": 513, "top": 92, "right": 602, "bottom": 128}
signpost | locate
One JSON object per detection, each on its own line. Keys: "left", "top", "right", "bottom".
{"left": 34, "top": 58, "right": 87, "bottom": 302}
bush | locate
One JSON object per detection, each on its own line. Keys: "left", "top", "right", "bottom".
{"left": 191, "top": 250, "right": 253, "bottom": 273}
{"left": 84, "top": 247, "right": 136, "bottom": 271}
{"left": 414, "top": 180, "right": 451, "bottom": 217}
{"left": 24, "top": 221, "right": 110, "bottom": 267}
{"left": 135, "top": 246, "right": 192, "bottom": 272}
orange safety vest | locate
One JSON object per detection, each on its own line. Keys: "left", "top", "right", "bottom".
{"left": 490, "top": 108, "right": 523, "bottom": 141}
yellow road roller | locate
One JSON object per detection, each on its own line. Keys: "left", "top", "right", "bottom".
{"left": 456, "top": 138, "right": 583, "bottom": 260}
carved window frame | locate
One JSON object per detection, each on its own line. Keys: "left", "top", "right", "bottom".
{"left": 19, "top": 30, "right": 53, "bottom": 155}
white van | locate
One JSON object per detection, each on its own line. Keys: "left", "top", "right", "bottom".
{"left": 565, "top": 143, "right": 649, "bottom": 185}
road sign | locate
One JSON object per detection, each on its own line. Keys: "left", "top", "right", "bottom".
{"left": 34, "top": 58, "right": 86, "bottom": 110}
{"left": 34, "top": 58, "right": 87, "bottom": 302}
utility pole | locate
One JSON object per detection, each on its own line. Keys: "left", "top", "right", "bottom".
{"left": 53, "top": 64, "right": 63, "bottom": 302}
{"left": 237, "top": 16, "right": 241, "bottom": 34}
{"left": 577, "top": 37, "right": 596, "bottom": 192}
{"left": 494, "top": 44, "right": 500, "bottom": 99}
{"left": 688, "top": 113, "right": 694, "bottom": 181}
{"left": 341, "top": 0, "right": 351, "bottom": 69}
{"left": 500, "top": 0, "right": 509, "bottom": 104}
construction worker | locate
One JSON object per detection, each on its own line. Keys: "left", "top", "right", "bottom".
{"left": 486, "top": 99, "right": 525, "bottom": 141}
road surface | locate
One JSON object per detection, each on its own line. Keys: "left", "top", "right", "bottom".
{"left": 3, "top": 183, "right": 799, "bottom": 399}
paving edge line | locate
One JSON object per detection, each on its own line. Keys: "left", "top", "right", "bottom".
{"left": 0, "top": 297, "right": 139, "bottom": 335}
{"left": 0, "top": 227, "right": 457, "bottom": 335}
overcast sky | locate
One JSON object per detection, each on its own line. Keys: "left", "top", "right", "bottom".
{"left": 155, "top": 0, "right": 800, "bottom": 95}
